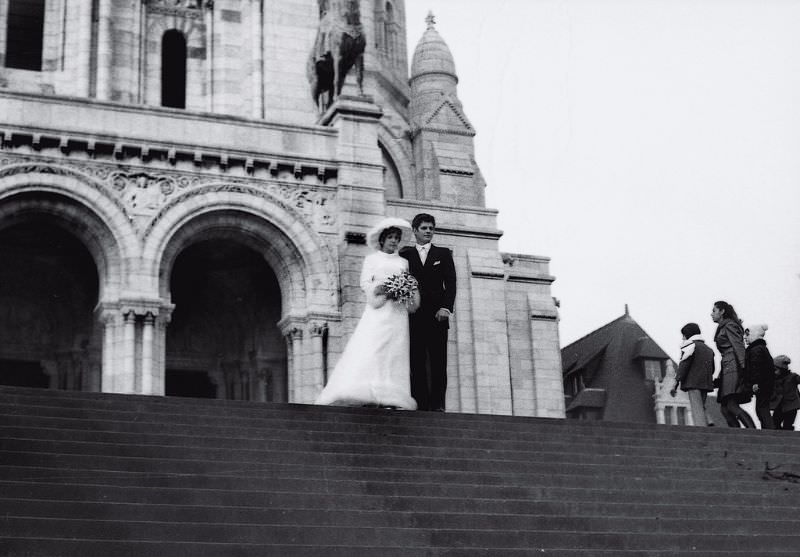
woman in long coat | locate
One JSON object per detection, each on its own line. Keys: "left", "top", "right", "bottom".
{"left": 712, "top": 301, "right": 755, "bottom": 428}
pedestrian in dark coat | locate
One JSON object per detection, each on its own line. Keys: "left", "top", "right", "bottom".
{"left": 711, "top": 301, "right": 755, "bottom": 428}
{"left": 671, "top": 323, "right": 715, "bottom": 426}
{"left": 771, "top": 355, "right": 799, "bottom": 430}
{"left": 744, "top": 323, "right": 775, "bottom": 429}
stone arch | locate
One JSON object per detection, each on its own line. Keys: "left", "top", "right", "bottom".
{"left": 378, "top": 126, "right": 415, "bottom": 199}
{"left": 144, "top": 10, "right": 208, "bottom": 110}
{"left": 143, "top": 185, "right": 338, "bottom": 319}
{"left": 157, "top": 211, "right": 307, "bottom": 317}
{"left": 0, "top": 168, "right": 137, "bottom": 302}
{"left": 145, "top": 10, "right": 205, "bottom": 43}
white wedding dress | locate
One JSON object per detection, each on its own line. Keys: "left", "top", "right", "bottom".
{"left": 315, "top": 250, "right": 417, "bottom": 410}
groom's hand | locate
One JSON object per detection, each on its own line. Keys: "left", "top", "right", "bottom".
{"left": 435, "top": 309, "right": 450, "bottom": 322}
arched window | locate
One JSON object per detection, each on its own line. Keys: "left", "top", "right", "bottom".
{"left": 380, "top": 143, "right": 403, "bottom": 198}
{"left": 5, "top": 0, "right": 45, "bottom": 70}
{"left": 161, "top": 30, "right": 187, "bottom": 109}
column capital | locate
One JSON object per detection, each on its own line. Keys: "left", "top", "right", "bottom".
{"left": 95, "top": 299, "right": 175, "bottom": 323}
{"left": 309, "top": 321, "right": 328, "bottom": 337}
{"left": 285, "top": 327, "right": 303, "bottom": 341}
{"left": 278, "top": 315, "right": 306, "bottom": 338}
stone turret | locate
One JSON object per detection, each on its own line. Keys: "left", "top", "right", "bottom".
{"left": 409, "top": 11, "right": 458, "bottom": 123}
{"left": 408, "top": 13, "right": 484, "bottom": 206}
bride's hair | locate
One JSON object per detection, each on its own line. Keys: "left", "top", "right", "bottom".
{"left": 378, "top": 226, "right": 402, "bottom": 247}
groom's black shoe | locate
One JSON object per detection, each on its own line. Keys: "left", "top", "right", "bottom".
{"left": 432, "top": 407, "right": 445, "bottom": 412}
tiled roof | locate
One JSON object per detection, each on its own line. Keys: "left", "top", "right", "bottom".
{"left": 566, "top": 387, "right": 607, "bottom": 412}
{"left": 561, "top": 311, "right": 677, "bottom": 423}
{"left": 633, "top": 336, "right": 671, "bottom": 360}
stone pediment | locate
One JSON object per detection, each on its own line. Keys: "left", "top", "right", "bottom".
{"left": 422, "top": 98, "right": 475, "bottom": 136}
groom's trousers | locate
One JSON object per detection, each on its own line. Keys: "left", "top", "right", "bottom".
{"left": 409, "top": 323, "right": 448, "bottom": 411}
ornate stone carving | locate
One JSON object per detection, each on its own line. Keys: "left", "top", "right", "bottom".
{"left": 143, "top": 182, "right": 336, "bottom": 236}
{"left": 0, "top": 154, "right": 335, "bottom": 232}
{"left": 0, "top": 160, "right": 132, "bottom": 221}
{"left": 145, "top": 0, "right": 212, "bottom": 19}
{"left": 285, "top": 327, "right": 303, "bottom": 342}
{"left": 111, "top": 172, "right": 176, "bottom": 215}
{"left": 309, "top": 321, "right": 328, "bottom": 337}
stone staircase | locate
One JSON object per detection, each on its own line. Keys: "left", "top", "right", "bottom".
{"left": 2, "top": 385, "right": 800, "bottom": 556}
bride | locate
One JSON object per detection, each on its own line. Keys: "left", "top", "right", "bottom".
{"left": 315, "top": 217, "right": 418, "bottom": 409}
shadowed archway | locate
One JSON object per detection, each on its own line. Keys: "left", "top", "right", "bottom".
{"left": 166, "top": 238, "right": 286, "bottom": 401}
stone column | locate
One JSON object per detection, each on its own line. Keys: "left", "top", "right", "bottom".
{"left": 152, "top": 315, "right": 169, "bottom": 396}
{"left": 272, "top": 365, "right": 287, "bottom": 403}
{"left": 41, "top": 360, "right": 58, "bottom": 390}
{"left": 121, "top": 311, "right": 136, "bottom": 393}
{"left": 253, "top": 366, "right": 268, "bottom": 402}
{"left": 100, "top": 310, "right": 119, "bottom": 392}
{"left": 466, "top": 251, "right": 513, "bottom": 416}
{"left": 656, "top": 405, "right": 666, "bottom": 425}
{"left": 74, "top": 0, "right": 94, "bottom": 96}
{"left": 204, "top": 3, "right": 214, "bottom": 112}
{"left": 141, "top": 313, "right": 155, "bottom": 395}
{"left": 287, "top": 328, "right": 303, "bottom": 403}
{"left": 305, "top": 321, "right": 328, "bottom": 400}
{"left": 251, "top": 0, "right": 264, "bottom": 118}
{"left": 95, "top": 0, "right": 113, "bottom": 100}
{"left": 527, "top": 292, "right": 566, "bottom": 419}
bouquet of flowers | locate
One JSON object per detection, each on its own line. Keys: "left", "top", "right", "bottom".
{"left": 382, "top": 272, "right": 419, "bottom": 306}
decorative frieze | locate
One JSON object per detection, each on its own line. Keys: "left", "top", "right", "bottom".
{"left": 0, "top": 153, "right": 337, "bottom": 235}
{"left": 145, "top": 0, "right": 213, "bottom": 19}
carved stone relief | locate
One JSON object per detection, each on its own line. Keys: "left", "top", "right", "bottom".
{"left": 145, "top": 0, "right": 213, "bottom": 20}
{"left": 0, "top": 155, "right": 336, "bottom": 236}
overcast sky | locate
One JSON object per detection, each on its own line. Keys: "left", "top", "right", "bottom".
{"left": 406, "top": 0, "right": 800, "bottom": 364}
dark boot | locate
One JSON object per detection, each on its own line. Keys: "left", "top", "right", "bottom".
{"left": 737, "top": 410, "right": 756, "bottom": 429}
{"left": 720, "top": 405, "right": 740, "bottom": 427}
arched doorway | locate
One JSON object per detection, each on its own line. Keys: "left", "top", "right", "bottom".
{"left": 165, "top": 238, "right": 286, "bottom": 401}
{"left": 0, "top": 220, "right": 101, "bottom": 390}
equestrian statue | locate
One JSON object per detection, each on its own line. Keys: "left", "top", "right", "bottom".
{"left": 308, "top": 0, "right": 366, "bottom": 113}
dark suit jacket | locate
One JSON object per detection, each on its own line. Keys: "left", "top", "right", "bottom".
{"left": 399, "top": 244, "right": 456, "bottom": 328}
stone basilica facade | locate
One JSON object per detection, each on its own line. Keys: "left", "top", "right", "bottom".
{"left": 0, "top": 0, "right": 564, "bottom": 417}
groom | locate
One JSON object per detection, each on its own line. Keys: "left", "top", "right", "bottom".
{"left": 400, "top": 213, "right": 457, "bottom": 411}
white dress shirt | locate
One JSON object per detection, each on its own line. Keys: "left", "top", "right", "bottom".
{"left": 416, "top": 242, "right": 430, "bottom": 265}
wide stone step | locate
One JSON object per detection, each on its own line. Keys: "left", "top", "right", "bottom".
{"left": 6, "top": 495, "right": 800, "bottom": 524}
{"left": 6, "top": 539, "right": 800, "bottom": 557}
{"left": 4, "top": 404, "right": 795, "bottom": 456}
{"left": 6, "top": 498, "right": 800, "bottom": 535}
{"left": 2, "top": 433, "right": 793, "bottom": 476}
{"left": 2, "top": 387, "right": 792, "bottom": 444}
{"left": 0, "top": 460, "right": 782, "bottom": 493}
{"left": 1, "top": 478, "right": 795, "bottom": 509}
{"left": 4, "top": 517, "right": 800, "bottom": 552}
{"left": 2, "top": 419, "right": 798, "bottom": 464}
{"left": 4, "top": 386, "right": 800, "bottom": 555}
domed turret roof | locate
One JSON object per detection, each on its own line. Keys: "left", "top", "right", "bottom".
{"left": 410, "top": 12, "right": 457, "bottom": 82}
